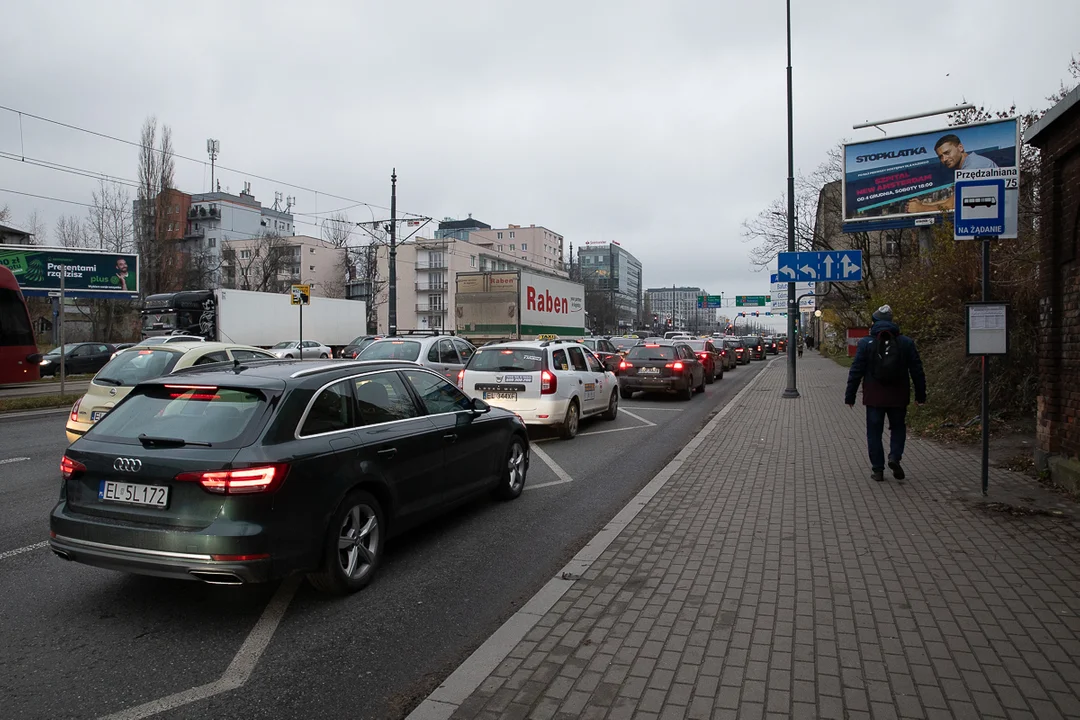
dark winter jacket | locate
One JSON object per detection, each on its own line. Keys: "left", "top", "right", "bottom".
{"left": 844, "top": 320, "right": 927, "bottom": 407}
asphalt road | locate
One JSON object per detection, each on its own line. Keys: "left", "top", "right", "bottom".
{"left": 0, "top": 358, "right": 772, "bottom": 720}
{"left": 0, "top": 379, "right": 90, "bottom": 399}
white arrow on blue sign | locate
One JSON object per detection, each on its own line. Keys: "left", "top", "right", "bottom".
{"left": 777, "top": 250, "right": 863, "bottom": 283}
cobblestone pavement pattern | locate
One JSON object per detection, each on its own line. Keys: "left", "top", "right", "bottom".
{"left": 412, "top": 353, "right": 1080, "bottom": 720}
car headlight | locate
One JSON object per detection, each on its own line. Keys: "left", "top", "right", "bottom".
{"left": 40, "top": 359, "right": 52, "bottom": 365}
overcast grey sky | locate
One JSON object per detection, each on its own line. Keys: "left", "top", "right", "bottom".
{"left": 2, "top": 0, "right": 1078, "bottom": 329}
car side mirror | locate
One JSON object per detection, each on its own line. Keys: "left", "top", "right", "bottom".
{"left": 471, "top": 397, "right": 491, "bottom": 415}
{"left": 26, "top": 353, "right": 43, "bottom": 364}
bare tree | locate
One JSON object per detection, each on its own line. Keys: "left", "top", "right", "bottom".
{"left": 24, "top": 210, "right": 48, "bottom": 245}
{"left": 341, "top": 241, "right": 385, "bottom": 333}
{"left": 136, "top": 116, "right": 178, "bottom": 297}
{"left": 54, "top": 214, "right": 90, "bottom": 248}
{"left": 321, "top": 212, "right": 352, "bottom": 248}
{"left": 221, "top": 232, "right": 294, "bottom": 293}
{"left": 88, "top": 180, "right": 133, "bottom": 253}
{"left": 0, "top": 205, "right": 9, "bottom": 224}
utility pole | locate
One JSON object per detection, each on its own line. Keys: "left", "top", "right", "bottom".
{"left": 782, "top": 0, "right": 800, "bottom": 399}
{"left": 609, "top": 243, "right": 616, "bottom": 333}
{"left": 388, "top": 169, "right": 397, "bottom": 336}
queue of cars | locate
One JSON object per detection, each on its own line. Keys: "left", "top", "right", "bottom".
{"left": 51, "top": 328, "right": 774, "bottom": 594}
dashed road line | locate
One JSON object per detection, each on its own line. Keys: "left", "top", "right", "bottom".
{"left": 99, "top": 576, "right": 302, "bottom": 720}
{"left": 0, "top": 541, "right": 48, "bottom": 561}
{"left": 0, "top": 456, "right": 31, "bottom": 465}
{"left": 621, "top": 406, "right": 685, "bottom": 411}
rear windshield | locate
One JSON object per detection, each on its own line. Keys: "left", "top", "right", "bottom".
{"left": 359, "top": 340, "right": 421, "bottom": 361}
{"left": 610, "top": 338, "right": 639, "bottom": 352}
{"left": 684, "top": 340, "right": 710, "bottom": 351}
{"left": 468, "top": 348, "right": 544, "bottom": 372}
{"left": 94, "top": 349, "right": 182, "bottom": 387}
{"left": 626, "top": 345, "right": 677, "bottom": 361}
{"left": 90, "top": 385, "right": 266, "bottom": 445}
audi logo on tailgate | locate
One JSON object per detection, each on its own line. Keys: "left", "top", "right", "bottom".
{"left": 113, "top": 457, "right": 143, "bottom": 473}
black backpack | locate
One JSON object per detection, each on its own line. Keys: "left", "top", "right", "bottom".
{"left": 870, "top": 331, "right": 906, "bottom": 385}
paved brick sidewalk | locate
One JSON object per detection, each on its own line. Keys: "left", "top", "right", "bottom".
{"left": 411, "top": 353, "right": 1080, "bottom": 720}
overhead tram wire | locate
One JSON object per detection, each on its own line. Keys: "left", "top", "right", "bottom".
{"left": 0, "top": 103, "right": 429, "bottom": 220}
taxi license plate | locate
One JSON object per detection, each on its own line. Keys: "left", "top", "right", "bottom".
{"left": 99, "top": 480, "right": 169, "bottom": 508}
{"left": 483, "top": 391, "right": 517, "bottom": 401}
{"left": 90, "top": 411, "right": 108, "bottom": 422}
{"left": 639, "top": 367, "right": 660, "bottom": 374}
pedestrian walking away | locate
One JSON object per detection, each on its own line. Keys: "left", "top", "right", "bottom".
{"left": 844, "top": 304, "right": 927, "bottom": 482}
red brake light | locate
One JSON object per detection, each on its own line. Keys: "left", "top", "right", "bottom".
{"left": 698, "top": 352, "right": 708, "bottom": 359}
{"left": 500, "top": 350, "right": 514, "bottom": 354}
{"left": 541, "top": 370, "right": 557, "bottom": 395}
{"left": 69, "top": 398, "right": 82, "bottom": 423}
{"left": 210, "top": 553, "right": 271, "bottom": 562}
{"left": 619, "top": 360, "right": 632, "bottom": 370}
{"left": 175, "top": 464, "right": 289, "bottom": 494}
{"left": 61, "top": 455, "right": 86, "bottom": 480}
{"left": 665, "top": 361, "right": 685, "bottom": 371}
{"left": 644, "top": 343, "right": 660, "bottom": 348}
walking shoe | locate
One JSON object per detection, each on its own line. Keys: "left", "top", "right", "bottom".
{"left": 871, "top": 470, "right": 885, "bottom": 482}
{"left": 888, "top": 459, "right": 905, "bottom": 480}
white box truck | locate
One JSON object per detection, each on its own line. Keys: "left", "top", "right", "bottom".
{"left": 141, "top": 288, "right": 367, "bottom": 352}
{"left": 454, "top": 270, "right": 586, "bottom": 345}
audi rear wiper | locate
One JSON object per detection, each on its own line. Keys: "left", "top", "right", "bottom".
{"left": 137, "top": 434, "right": 212, "bottom": 448}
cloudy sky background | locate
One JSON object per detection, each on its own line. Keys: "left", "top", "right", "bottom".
{"left": 2, "top": 1, "right": 1078, "bottom": 329}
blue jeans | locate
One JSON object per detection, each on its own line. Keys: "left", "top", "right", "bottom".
{"left": 866, "top": 406, "right": 907, "bottom": 471}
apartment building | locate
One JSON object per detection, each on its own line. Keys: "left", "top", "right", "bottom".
{"left": 373, "top": 235, "right": 569, "bottom": 334}
{"left": 465, "top": 224, "right": 566, "bottom": 273}
{"left": 222, "top": 235, "right": 345, "bottom": 298}
{"left": 182, "top": 185, "right": 295, "bottom": 263}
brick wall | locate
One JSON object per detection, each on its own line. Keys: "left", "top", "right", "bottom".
{"left": 1030, "top": 97, "right": 1080, "bottom": 465}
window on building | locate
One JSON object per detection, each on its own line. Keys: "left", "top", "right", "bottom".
{"left": 497, "top": 232, "right": 503, "bottom": 240}
{"left": 885, "top": 239, "right": 899, "bottom": 256}
{"left": 240, "top": 249, "right": 252, "bottom": 259}
{"left": 509, "top": 231, "right": 515, "bottom": 239}
{"left": 208, "top": 238, "right": 217, "bottom": 248}
{"left": 510, "top": 244, "right": 515, "bottom": 251}
{"left": 498, "top": 245, "right": 503, "bottom": 252}
{"left": 470, "top": 255, "right": 476, "bottom": 268}
{"left": 521, "top": 243, "right": 527, "bottom": 251}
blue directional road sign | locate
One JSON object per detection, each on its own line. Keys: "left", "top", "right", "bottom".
{"left": 777, "top": 250, "right": 863, "bottom": 283}
{"left": 954, "top": 179, "right": 1005, "bottom": 239}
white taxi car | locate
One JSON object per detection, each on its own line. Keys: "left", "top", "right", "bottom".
{"left": 458, "top": 339, "right": 618, "bottom": 439}
{"left": 65, "top": 341, "right": 276, "bottom": 444}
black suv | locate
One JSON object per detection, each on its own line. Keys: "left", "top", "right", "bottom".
{"left": 50, "top": 359, "right": 529, "bottom": 595}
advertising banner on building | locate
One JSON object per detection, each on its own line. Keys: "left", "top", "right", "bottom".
{"left": 0, "top": 245, "right": 140, "bottom": 297}
{"left": 842, "top": 118, "right": 1019, "bottom": 236}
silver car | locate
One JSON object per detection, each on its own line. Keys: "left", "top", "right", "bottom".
{"left": 358, "top": 333, "right": 475, "bottom": 381}
{"left": 269, "top": 340, "right": 332, "bottom": 359}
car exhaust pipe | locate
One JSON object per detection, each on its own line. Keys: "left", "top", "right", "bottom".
{"left": 189, "top": 570, "right": 244, "bottom": 586}
{"left": 52, "top": 548, "right": 72, "bottom": 561}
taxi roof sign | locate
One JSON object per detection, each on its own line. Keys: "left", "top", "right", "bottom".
{"left": 536, "top": 334, "right": 559, "bottom": 341}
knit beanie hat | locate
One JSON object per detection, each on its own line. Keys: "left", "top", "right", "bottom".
{"left": 872, "top": 304, "right": 893, "bottom": 322}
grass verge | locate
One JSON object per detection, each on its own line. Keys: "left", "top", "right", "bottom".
{"left": 829, "top": 354, "right": 853, "bottom": 368}
{"left": 34, "top": 374, "right": 93, "bottom": 383}
{"left": 0, "top": 394, "right": 82, "bottom": 414}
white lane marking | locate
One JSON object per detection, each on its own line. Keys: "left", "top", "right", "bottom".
{"left": 621, "top": 407, "right": 685, "bottom": 411}
{"left": 0, "top": 457, "right": 31, "bottom": 465}
{"left": 0, "top": 541, "right": 48, "bottom": 561}
{"left": 526, "top": 479, "right": 575, "bottom": 491}
{"left": 619, "top": 409, "right": 656, "bottom": 427}
{"left": 99, "top": 576, "right": 302, "bottom": 720}
{"left": 574, "top": 426, "right": 648, "bottom": 438}
{"left": 527, "top": 445, "right": 574, "bottom": 490}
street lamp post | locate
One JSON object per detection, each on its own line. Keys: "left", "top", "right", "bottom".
{"left": 782, "top": 0, "right": 800, "bottom": 399}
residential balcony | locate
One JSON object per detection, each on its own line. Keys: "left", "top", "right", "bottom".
{"left": 417, "top": 260, "right": 448, "bottom": 270}
{"left": 416, "top": 305, "right": 448, "bottom": 314}
{"left": 183, "top": 227, "right": 205, "bottom": 240}
{"left": 415, "top": 281, "right": 448, "bottom": 291}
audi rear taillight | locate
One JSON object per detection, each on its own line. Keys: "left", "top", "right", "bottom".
{"left": 175, "top": 464, "right": 289, "bottom": 495}
{"left": 69, "top": 398, "right": 82, "bottom": 423}
{"left": 618, "top": 360, "right": 632, "bottom": 370}
{"left": 61, "top": 455, "right": 85, "bottom": 480}
{"left": 541, "top": 370, "right": 557, "bottom": 394}
{"left": 665, "top": 361, "right": 685, "bottom": 371}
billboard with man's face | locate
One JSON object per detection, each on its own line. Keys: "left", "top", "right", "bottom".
{"left": 0, "top": 245, "right": 140, "bottom": 295}
{"left": 842, "top": 118, "right": 1019, "bottom": 237}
